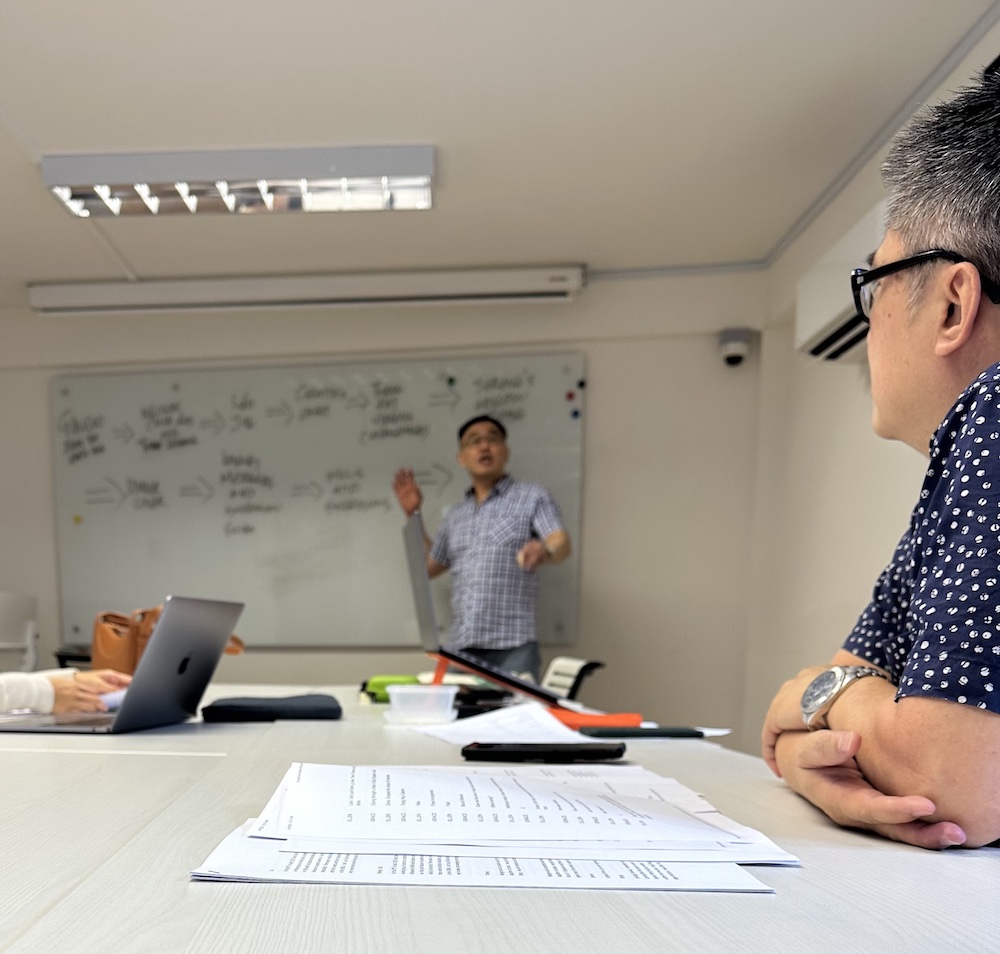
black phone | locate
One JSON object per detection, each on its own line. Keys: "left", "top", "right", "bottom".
{"left": 461, "top": 742, "right": 626, "bottom": 763}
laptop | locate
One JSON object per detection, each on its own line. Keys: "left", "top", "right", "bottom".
{"left": 402, "top": 516, "right": 562, "bottom": 708}
{"left": 0, "top": 594, "right": 244, "bottom": 734}
{"left": 403, "top": 514, "right": 445, "bottom": 655}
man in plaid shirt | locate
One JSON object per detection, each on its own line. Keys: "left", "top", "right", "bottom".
{"left": 393, "top": 415, "right": 570, "bottom": 681}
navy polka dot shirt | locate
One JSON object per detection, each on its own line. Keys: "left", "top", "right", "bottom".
{"left": 844, "top": 363, "right": 1000, "bottom": 714}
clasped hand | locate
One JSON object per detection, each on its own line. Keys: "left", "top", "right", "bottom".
{"left": 761, "top": 667, "right": 966, "bottom": 849}
{"left": 761, "top": 665, "right": 827, "bottom": 774}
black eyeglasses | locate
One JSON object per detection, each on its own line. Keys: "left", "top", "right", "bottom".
{"left": 850, "top": 248, "right": 1000, "bottom": 323}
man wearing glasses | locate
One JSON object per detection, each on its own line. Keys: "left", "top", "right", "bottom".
{"left": 762, "top": 67, "right": 1000, "bottom": 849}
{"left": 393, "top": 415, "right": 570, "bottom": 682}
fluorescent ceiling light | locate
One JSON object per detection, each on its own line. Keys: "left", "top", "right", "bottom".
{"left": 41, "top": 145, "right": 434, "bottom": 217}
{"left": 28, "top": 266, "right": 586, "bottom": 314}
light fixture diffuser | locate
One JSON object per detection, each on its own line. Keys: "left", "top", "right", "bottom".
{"left": 41, "top": 145, "right": 434, "bottom": 217}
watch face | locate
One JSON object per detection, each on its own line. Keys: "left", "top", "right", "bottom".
{"left": 802, "top": 669, "right": 839, "bottom": 712}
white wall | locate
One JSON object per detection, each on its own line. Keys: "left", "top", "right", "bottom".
{"left": 0, "top": 268, "right": 767, "bottom": 735}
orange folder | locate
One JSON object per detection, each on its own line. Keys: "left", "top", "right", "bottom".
{"left": 546, "top": 707, "right": 644, "bottom": 730}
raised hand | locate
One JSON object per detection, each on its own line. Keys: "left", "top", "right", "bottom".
{"left": 392, "top": 468, "right": 423, "bottom": 518}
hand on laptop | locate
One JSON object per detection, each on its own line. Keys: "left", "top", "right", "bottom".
{"left": 48, "top": 669, "right": 132, "bottom": 714}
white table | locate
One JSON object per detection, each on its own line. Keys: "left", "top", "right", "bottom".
{"left": 1, "top": 684, "right": 997, "bottom": 953}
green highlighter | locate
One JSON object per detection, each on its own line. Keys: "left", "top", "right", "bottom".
{"left": 362, "top": 674, "right": 419, "bottom": 703}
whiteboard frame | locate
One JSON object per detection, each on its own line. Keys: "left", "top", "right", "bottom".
{"left": 50, "top": 350, "right": 585, "bottom": 651}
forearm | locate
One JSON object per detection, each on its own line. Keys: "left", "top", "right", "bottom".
{"left": 0, "top": 672, "right": 57, "bottom": 713}
{"left": 824, "top": 679, "right": 1000, "bottom": 846}
{"left": 543, "top": 530, "right": 570, "bottom": 564}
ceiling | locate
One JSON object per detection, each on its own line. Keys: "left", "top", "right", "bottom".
{"left": 0, "top": 1, "right": 998, "bottom": 312}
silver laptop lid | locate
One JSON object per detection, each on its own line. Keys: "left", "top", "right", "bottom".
{"left": 112, "top": 595, "right": 244, "bottom": 732}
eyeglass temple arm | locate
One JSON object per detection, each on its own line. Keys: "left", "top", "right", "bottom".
{"left": 979, "top": 273, "right": 1000, "bottom": 304}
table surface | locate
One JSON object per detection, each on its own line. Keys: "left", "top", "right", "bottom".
{"left": 1, "top": 684, "right": 997, "bottom": 954}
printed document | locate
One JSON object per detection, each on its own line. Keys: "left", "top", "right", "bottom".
{"left": 194, "top": 821, "right": 771, "bottom": 892}
{"left": 192, "top": 762, "right": 797, "bottom": 891}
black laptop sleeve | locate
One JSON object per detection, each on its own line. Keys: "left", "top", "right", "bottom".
{"left": 200, "top": 693, "right": 341, "bottom": 722}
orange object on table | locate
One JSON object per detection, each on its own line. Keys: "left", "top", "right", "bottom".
{"left": 546, "top": 707, "right": 644, "bottom": 730}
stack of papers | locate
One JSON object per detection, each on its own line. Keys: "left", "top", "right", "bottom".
{"left": 192, "top": 762, "right": 798, "bottom": 893}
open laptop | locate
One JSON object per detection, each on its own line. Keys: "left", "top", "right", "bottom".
{"left": 403, "top": 514, "right": 445, "bottom": 655}
{"left": 402, "top": 516, "right": 562, "bottom": 708}
{"left": 0, "top": 594, "right": 244, "bottom": 734}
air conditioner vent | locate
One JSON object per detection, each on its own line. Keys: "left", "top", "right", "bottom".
{"left": 795, "top": 202, "right": 883, "bottom": 363}
{"left": 805, "top": 309, "right": 868, "bottom": 361}
{"left": 28, "top": 266, "right": 586, "bottom": 315}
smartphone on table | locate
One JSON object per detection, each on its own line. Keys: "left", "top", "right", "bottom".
{"left": 461, "top": 742, "right": 626, "bottom": 763}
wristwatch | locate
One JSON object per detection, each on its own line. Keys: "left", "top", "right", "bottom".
{"left": 800, "top": 665, "right": 888, "bottom": 730}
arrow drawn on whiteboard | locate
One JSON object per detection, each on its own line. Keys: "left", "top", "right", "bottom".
{"left": 112, "top": 423, "right": 135, "bottom": 443}
{"left": 429, "top": 390, "right": 460, "bottom": 409}
{"left": 414, "top": 463, "right": 453, "bottom": 495}
{"left": 85, "top": 477, "right": 127, "bottom": 506}
{"left": 291, "top": 481, "right": 323, "bottom": 500}
{"left": 266, "top": 401, "right": 294, "bottom": 426}
{"left": 199, "top": 411, "right": 226, "bottom": 436}
{"left": 179, "top": 476, "right": 215, "bottom": 502}
{"left": 346, "top": 391, "right": 369, "bottom": 411}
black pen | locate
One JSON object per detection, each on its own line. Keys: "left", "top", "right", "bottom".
{"left": 579, "top": 726, "right": 704, "bottom": 739}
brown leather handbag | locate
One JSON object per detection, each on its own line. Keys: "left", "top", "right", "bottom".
{"left": 91, "top": 605, "right": 243, "bottom": 674}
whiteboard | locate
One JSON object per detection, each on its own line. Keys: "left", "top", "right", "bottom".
{"left": 51, "top": 352, "right": 585, "bottom": 649}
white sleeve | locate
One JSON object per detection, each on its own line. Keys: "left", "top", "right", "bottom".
{"left": 0, "top": 672, "right": 58, "bottom": 714}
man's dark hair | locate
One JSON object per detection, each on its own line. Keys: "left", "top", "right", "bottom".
{"left": 882, "top": 67, "right": 1000, "bottom": 289}
{"left": 457, "top": 415, "right": 507, "bottom": 443}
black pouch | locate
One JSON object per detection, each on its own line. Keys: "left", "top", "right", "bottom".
{"left": 201, "top": 693, "right": 341, "bottom": 723}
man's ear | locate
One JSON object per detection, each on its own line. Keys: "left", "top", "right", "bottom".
{"left": 935, "top": 262, "right": 983, "bottom": 356}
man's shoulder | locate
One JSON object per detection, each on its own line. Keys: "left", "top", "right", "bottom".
{"left": 935, "top": 362, "right": 1000, "bottom": 455}
{"left": 958, "top": 361, "right": 1000, "bottom": 412}
{"left": 500, "top": 476, "right": 550, "bottom": 496}
{"left": 497, "top": 478, "right": 557, "bottom": 507}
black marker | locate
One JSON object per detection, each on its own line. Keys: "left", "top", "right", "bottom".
{"left": 579, "top": 726, "right": 704, "bottom": 739}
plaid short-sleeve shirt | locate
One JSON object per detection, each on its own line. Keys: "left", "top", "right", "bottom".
{"left": 430, "top": 476, "right": 564, "bottom": 651}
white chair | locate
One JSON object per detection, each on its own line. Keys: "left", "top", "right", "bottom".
{"left": 540, "top": 656, "right": 604, "bottom": 700}
{"left": 0, "top": 592, "right": 39, "bottom": 672}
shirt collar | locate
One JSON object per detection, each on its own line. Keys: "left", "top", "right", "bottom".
{"left": 464, "top": 474, "right": 512, "bottom": 500}
{"left": 929, "top": 359, "right": 1000, "bottom": 457}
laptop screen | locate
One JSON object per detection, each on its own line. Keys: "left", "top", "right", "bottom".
{"left": 433, "top": 646, "right": 563, "bottom": 707}
{"left": 402, "top": 515, "right": 443, "bottom": 652}
{"left": 402, "top": 516, "right": 563, "bottom": 708}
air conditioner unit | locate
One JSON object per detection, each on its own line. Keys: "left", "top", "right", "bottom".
{"left": 795, "top": 202, "right": 885, "bottom": 361}
{"left": 28, "top": 265, "right": 586, "bottom": 314}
